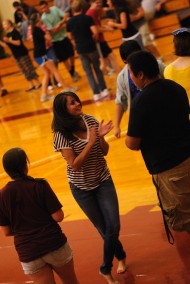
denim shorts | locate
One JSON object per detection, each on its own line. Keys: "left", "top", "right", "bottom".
{"left": 21, "top": 242, "right": 73, "bottom": 275}
{"left": 34, "top": 54, "right": 53, "bottom": 66}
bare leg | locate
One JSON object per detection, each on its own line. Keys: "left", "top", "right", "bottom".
{"left": 63, "top": 56, "right": 79, "bottom": 81}
{"left": 53, "top": 259, "right": 80, "bottom": 284}
{"left": 100, "top": 57, "right": 108, "bottom": 74}
{"left": 69, "top": 55, "right": 75, "bottom": 69}
{"left": 63, "top": 58, "right": 72, "bottom": 73}
{"left": 29, "top": 265, "right": 56, "bottom": 284}
{"left": 108, "top": 53, "right": 121, "bottom": 74}
{"left": 45, "top": 60, "right": 69, "bottom": 89}
{"left": 41, "top": 65, "right": 50, "bottom": 97}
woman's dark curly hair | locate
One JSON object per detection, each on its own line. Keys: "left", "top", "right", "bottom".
{"left": 52, "top": 92, "right": 84, "bottom": 139}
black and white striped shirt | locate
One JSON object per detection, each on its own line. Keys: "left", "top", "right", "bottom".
{"left": 53, "top": 114, "right": 110, "bottom": 190}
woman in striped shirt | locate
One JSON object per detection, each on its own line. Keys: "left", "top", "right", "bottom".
{"left": 52, "top": 91, "right": 126, "bottom": 284}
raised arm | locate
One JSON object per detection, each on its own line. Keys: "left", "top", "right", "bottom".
{"left": 98, "top": 120, "right": 113, "bottom": 155}
{"left": 61, "top": 127, "right": 97, "bottom": 171}
{"left": 130, "top": 5, "right": 144, "bottom": 22}
{"left": 114, "top": 104, "right": 125, "bottom": 138}
{"left": 107, "top": 11, "right": 127, "bottom": 30}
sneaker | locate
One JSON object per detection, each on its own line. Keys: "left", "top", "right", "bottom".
{"left": 93, "top": 94, "right": 101, "bottom": 101}
{"left": 62, "top": 86, "right": 78, "bottom": 93}
{"left": 101, "top": 88, "right": 109, "bottom": 98}
{"left": 40, "top": 94, "right": 55, "bottom": 103}
{"left": 1, "top": 89, "right": 8, "bottom": 96}
{"left": 48, "top": 85, "right": 54, "bottom": 91}
{"left": 35, "top": 83, "right": 42, "bottom": 90}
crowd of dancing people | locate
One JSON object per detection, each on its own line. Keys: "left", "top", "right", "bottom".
{"left": 1, "top": 0, "right": 190, "bottom": 284}
{"left": 0, "top": 0, "right": 168, "bottom": 101}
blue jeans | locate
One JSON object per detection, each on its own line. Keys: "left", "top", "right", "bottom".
{"left": 78, "top": 50, "right": 106, "bottom": 94}
{"left": 69, "top": 177, "right": 126, "bottom": 274}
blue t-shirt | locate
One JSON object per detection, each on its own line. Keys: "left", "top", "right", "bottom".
{"left": 128, "top": 70, "right": 141, "bottom": 100}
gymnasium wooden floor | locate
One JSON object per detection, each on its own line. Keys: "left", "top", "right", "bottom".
{"left": 1, "top": 36, "right": 190, "bottom": 284}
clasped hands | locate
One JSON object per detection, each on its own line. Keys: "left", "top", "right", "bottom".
{"left": 88, "top": 120, "right": 113, "bottom": 145}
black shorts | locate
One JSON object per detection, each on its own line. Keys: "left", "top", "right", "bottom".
{"left": 53, "top": 37, "right": 74, "bottom": 62}
{"left": 99, "top": 41, "right": 112, "bottom": 58}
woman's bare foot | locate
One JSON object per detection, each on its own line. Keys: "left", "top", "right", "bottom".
{"left": 117, "top": 258, "right": 127, "bottom": 274}
{"left": 100, "top": 272, "right": 120, "bottom": 284}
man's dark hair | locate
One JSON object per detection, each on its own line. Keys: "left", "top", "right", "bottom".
{"left": 127, "top": 51, "right": 159, "bottom": 78}
{"left": 119, "top": 40, "right": 142, "bottom": 62}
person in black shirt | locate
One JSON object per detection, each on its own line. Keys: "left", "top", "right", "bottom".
{"left": 126, "top": 50, "right": 190, "bottom": 235}
{"left": 106, "top": 0, "right": 143, "bottom": 49}
{"left": 67, "top": 0, "right": 109, "bottom": 101}
{"left": 0, "top": 147, "right": 79, "bottom": 284}
{"left": 12, "top": 1, "right": 38, "bottom": 40}
{"left": 0, "top": 19, "right": 41, "bottom": 92}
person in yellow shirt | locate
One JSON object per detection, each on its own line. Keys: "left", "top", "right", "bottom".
{"left": 164, "top": 27, "right": 190, "bottom": 99}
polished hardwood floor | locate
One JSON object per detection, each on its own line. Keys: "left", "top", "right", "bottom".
{"left": 1, "top": 35, "right": 190, "bottom": 284}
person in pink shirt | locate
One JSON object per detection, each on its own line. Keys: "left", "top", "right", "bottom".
{"left": 86, "top": 0, "right": 121, "bottom": 74}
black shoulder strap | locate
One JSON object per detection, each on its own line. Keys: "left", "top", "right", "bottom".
{"left": 152, "top": 177, "right": 175, "bottom": 245}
